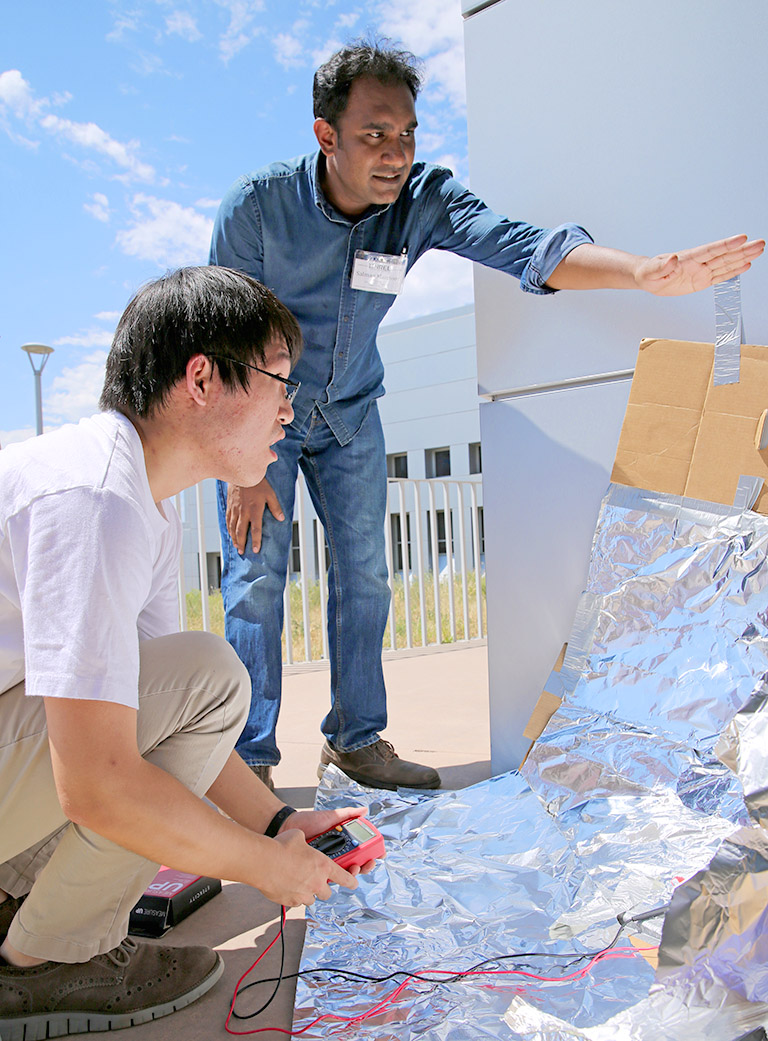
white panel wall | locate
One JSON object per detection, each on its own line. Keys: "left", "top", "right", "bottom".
{"left": 466, "top": 0, "right": 768, "bottom": 396}
{"left": 463, "top": 0, "right": 768, "bottom": 771}
{"left": 481, "top": 381, "right": 631, "bottom": 765}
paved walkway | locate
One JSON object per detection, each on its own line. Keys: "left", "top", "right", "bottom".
{"left": 76, "top": 641, "right": 490, "bottom": 1040}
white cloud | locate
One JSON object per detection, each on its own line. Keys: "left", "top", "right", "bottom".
{"left": 383, "top": 250, "right": 474, "bottom": 325}
{"left": 116, "top": 194, "right": 213, "bottom": 267}
{"left": 274, "top": 32, "right": 304, "bottom": 69}
{"left": 45, "top": 350, "right": 109, "bottom": 426}
{"left": 107, "top": 12, "right": 140, "bottom": 43}
{"left": 39, "top": 113, "right": 155, "bottom": 183}
{"left": 53, "top": 328, "right": 115, "bottom": 349}
{"left": 129, "top": 51, "right": 168, "bottom": 79}
{"left": 422, "top": 45, "right": 466, "bottom": 111}
{"left": 95, "top": 311, "right": 122, "bottom": 322}
{"left": 84, "top": 192, "right": 111, "bottom": 223}
{"left": 194, "top": 196, "right": 222, "bottom": 210}
{"left": 311, "top": 36, "right": 345, "bottom": 70}
{"left": 215, "top": 0, "right": 266, "bottom": 63}
{"left": 416, "top": 128, "right": 448, "bottom": 155}
{"left": 165, "top": 10, "right": 203, "bottom": 42}
{"left": 0, "top": 69, "right": 45, "bottom": 120}
{"left": 378, "top": 0, "right": 467, "bottom": 111}
{"left": 0, "top": 69, "right": 156, "bottom": 183}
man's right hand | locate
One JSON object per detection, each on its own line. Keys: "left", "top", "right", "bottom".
{"left": 226, "top": 478, "right": 284, "bottom": 554}
{"left": 264, "top": 828, "right": 358, "bottom": 907}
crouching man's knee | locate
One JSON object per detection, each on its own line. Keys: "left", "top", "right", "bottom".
{"left": 137, "top": 632, "right": 250, "bottom": 784}
{"left": 177, "top": 630, "right": 251, "bottom": 731}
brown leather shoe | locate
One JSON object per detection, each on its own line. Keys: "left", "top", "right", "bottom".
{"left": 248, "top": 763, "right": 274, "bottom": 791}
{"left": 318, "top": 739, "right": 440, "bottom": 791}
{"left": 0, "top": 936, "right": 223, "bottom": 1040}
{"left": 0, "top": 895, "right": 25, "bottom": 946}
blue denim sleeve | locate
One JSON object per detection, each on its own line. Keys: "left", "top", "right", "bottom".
{"left": 209, "top": 177, "right": 264, "bottom": 281}
{"left": 414, "top": 167, "right": 593, "bottom": 295}
{"left": 523, "top": 223, "right": 595, "bottom": 294}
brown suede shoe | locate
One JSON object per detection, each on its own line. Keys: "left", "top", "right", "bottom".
{"left": 0, "top": 936, "right": 223, "bottom": 1040}
{"left": 248, "top": 763, "right": 275, "bottom": 791}
{"left": 0, "top": 895, "right": 25, "bottom": 946}
{"left": 318, "top": 739, "right": 440, "bottom": 791}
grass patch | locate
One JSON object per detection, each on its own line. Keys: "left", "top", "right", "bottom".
{"left": 185, "top": 571, "right": 486, "bottom": 663}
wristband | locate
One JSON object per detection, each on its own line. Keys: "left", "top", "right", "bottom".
{"left": 265, "top": 805, "right": 297, "bottom": 838}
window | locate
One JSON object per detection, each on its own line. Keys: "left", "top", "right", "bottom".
{"left": 427, "top": 509, "right": 454, "bottom": 567}
{"left": 425, "top": 447, "right": 451, "bottom": 478}
{"left": 289, "top": 521, "right": 301, "bottom": 574}
{"left": 390, "top": 513, "right": 412, "bottom": 572}
{"left": 469, "top": 442, "right": 482, "bottom": 475}
{"left": 205, "top": 552, "right": 222, "bottom": 592}
{"left": 387, "top": 452, "right": 408, "bottom": 479}
{"left": 475, "top": 506, "right": 485, "bottom": 559}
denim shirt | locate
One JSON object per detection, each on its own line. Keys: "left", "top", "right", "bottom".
{"left": 210, "top": 151, "right": 592, "bottom": 445}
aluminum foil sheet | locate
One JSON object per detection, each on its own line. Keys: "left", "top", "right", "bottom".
{"left": 291, "top": 484, "right": 768, "bottom": 1039}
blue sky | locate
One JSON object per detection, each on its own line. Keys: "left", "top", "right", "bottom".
{"left": 0, "top": 0, "right": 473, "bottom": 444}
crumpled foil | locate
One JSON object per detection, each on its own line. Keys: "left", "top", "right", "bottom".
{"left": 292, "top": 485, "right": 768, "bottom": 1039}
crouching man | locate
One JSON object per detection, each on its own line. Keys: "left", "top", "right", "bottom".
{"left": 0, "top": 266, "right": 374, "bottom": 1039}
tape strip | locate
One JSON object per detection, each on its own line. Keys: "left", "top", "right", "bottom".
{"left": 713, "top": 276, "right": 743, "bottom": 386}
{"left": 732, "top": 475, "right": 763, "bottom": 513}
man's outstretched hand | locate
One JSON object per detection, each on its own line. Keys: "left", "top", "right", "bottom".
{"left": 635, "top": 234, "right": 765, "bottom": 296}
{"left": 548, "top": 235, "right": 765, "bottom": 293}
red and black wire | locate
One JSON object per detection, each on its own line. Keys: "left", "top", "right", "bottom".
{"left": 224, "top": 903, "right": 664, "bottom": 1037}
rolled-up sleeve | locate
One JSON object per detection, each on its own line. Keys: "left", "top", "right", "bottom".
{"left": 415, "top": 167, "right": 593, "bottom": 295}
{"left": 523, "top": 222, "right": 594, "bottom": 294}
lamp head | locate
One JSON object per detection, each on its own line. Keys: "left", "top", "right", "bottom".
{"left": 21, "top": 343, "right": 54, "bottom": 356}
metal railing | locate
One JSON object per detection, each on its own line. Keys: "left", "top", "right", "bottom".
{"left": 177, "top": 475, "right": 485, "bottom": 663}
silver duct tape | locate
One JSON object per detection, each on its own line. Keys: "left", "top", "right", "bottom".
{"left": 733, "top": 475, "right": 765, "bottom": 513}
{"left": 293, "top": 484, "right": 768, "bottom": 1039}
{"left": 714, "top": 275, "right": 743, "bottom": 386}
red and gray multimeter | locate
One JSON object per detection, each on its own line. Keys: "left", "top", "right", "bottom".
{"left": 308, "top": 817, "right": 385, "bottom": 870}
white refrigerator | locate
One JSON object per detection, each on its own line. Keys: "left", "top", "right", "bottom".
{"left": 461, "top": 0, "right": 768, "bottom": 772}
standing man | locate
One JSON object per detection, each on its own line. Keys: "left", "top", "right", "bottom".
{"left": 0, "top": 267, "right": 375, "bottom": 1040}
{"left": 210, "top": 39, "right": 764, "bottom": 793}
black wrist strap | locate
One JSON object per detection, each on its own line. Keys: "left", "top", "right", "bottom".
{"left": 265, "top": 805, "right": 297, "bottom": 838}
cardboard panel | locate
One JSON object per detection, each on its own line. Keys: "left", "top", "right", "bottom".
{"left": 627, "top": 338, "right": 713, "bottom": 409}
{"left": 612, "top": 402, "right": 702, "bottom": 496}
{"left": 611, "top": 338, "right": 768, "bottom": 514}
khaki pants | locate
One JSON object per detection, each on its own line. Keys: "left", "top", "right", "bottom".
{"left": 0, "top": 631, "right": 249, "bottom": 962}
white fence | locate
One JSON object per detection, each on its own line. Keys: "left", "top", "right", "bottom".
{"left": 177, "top": 475, "right": 485, "bottom": 663}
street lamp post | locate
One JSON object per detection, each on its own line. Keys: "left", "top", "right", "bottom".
{"left": 21, "top": 343, "right": 54, "bottom": 436}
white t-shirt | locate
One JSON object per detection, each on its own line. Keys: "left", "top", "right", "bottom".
{"left": 0, "top": 412, "right": 182, "bottom": 708}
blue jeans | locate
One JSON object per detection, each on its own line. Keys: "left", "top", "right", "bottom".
{"left": 217, "top": 403, "right": 391, "bottom": 766}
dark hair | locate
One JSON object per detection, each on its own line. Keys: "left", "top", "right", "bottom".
{"left": 99, "top": 266, "right": 302, "bottom": 418}
{"left": 313, "top": 37, "right": 423, "bottom": 127}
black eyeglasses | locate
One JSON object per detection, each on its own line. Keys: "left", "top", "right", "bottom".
{"left": 208, "top": 355, "right": 301, "bottom": 404}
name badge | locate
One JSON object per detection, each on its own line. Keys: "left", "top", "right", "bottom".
{"left": 350, "top": 250, "right": 407, "bottom": 295}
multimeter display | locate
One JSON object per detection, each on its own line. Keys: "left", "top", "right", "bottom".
{"left": 308, "top": 817, "right": 385, "bottom": 871}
